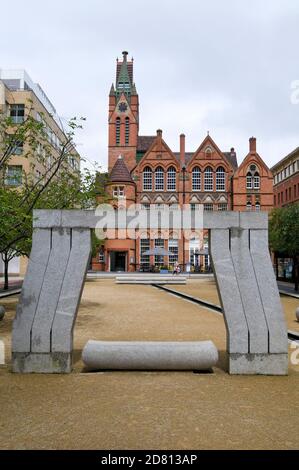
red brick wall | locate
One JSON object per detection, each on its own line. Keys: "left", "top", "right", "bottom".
{"left": 273, "top": 173, "right": 299, "bottom": 207}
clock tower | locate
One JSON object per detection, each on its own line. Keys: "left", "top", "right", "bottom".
{"left": 108, "top": 51, "right": 139, "bottom": 172}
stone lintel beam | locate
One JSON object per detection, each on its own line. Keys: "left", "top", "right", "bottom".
{"left": 33, "top": 209, "right": 268, "bottom": 230}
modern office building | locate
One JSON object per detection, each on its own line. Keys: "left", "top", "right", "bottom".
{"left": 0, "top": 69, "right": 80, "bottom": 276}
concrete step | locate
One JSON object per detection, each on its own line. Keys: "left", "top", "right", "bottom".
{"left": 116, "top": 276, "right": 187, "bottom": 285}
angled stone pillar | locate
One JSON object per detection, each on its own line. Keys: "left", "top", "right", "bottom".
{"left": 206, "top": 212, "right": 288, "bottom": 375}
{"left": 12, "top": 210, "right": 91, "bottom": 373}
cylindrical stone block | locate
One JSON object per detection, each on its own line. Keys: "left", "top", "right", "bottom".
{"left": 82, "top": 340, "right": 218, "bottom": 371}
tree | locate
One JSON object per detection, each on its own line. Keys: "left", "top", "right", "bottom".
{"left": 269, "top": 203, "right": 299, "bottom": 291}
{"left": 0, "top": 103, "right": 105, "bottom": 290}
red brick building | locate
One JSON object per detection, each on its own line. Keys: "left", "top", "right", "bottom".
{"left": 271, "top": 146, "right": 299, "bottom": 208}
{"left": 94, "top": 51, "right": 274, "bottom": 272}
{"left": 270, "top": 147, "right": 299, "bottom": 281}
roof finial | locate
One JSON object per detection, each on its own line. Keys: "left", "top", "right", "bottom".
{"left": 122, "top": 51, "right": 128, "bottom": 61}
{"left": 207, "top": 130, "right": 210, "bottom": 136}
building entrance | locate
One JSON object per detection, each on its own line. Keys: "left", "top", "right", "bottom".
{"left": 110, "top": 251, "right": 127, "bottom": 272}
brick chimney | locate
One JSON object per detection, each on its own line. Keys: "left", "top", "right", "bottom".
{"left": 249, "top": 137, "right": 256, "bottom": 153}
{"left": 180, "top": 134, "right": 185, "bottom": 167}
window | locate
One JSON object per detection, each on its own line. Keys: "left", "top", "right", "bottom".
{"left": 169, "top": 203, "right": 178, "bottom": 211}
{"left": 140, "top": 238, "right": 150, "bottom": 269}
{"left": 143, "top": 167, "right": 152, "bottom": 191}
{"left": 155, "top": 239, "right": 164, "bottom": 266}
{"left": 204, "top": 167, "right": 213, "bottom": 191}
{"left": 246, "top": 173, "right": 253, "bottom": 189}
{"left": 218, "top": 203, "right": 227, "bottom": 211}
{"left": 294, "top": 185, "right": 297, "bottom": 198}
{"left": 189, "top": 238, "right": 200, "bottom": 267}
{"left": 204, "top": 203, "right": 213, "bottom": 211}
{"left": 141, "top": 203, "right": 150, "bottom": 210}
{"left": 192, "top": 167, "right": 201, "bottom": 191}
{"left": 168, "top": 239, "right": 178, "bottom": 267}
{"left": 247, "top": 166, "right": 260, "bottom": 190}
{"left": 216, "top": 166, "right": 225, "bottom": 191}
{"left": 5, "top": 165, "right": 22, "bottom": 186}
{"left": 255, "top": 201, "right": 260, "bottom": 211}
{"left": 11, "top": 140, "right": 23, "bottom": 155}
{"left": 253, "top": 173, "right": 260, "bottom": 189}
{"left": 125, "top": 117, "right": 130, "bottom": 145}
{"left": 167, "top": 166, "right": 176, "bottom": 191}
{"left": 155, "top": 166, "right": 164, "bottom": 191}
{"left": 113, "top": 186, "right": 125, "bottom": 199}
{"left": 10, "top": 104, "right": 24, "bottom": 123}
{"left": 190, "top": 203, "right": 200, "bottom": 211}
{"left": 116, "top": 118, "right": 120, "bottom": 145}
{"left": 246, "top": 201, "right": 252, "bottom": 211}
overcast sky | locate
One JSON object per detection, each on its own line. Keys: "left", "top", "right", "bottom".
{"left": 1, "top": 0, "right": 298, "bottom": 170}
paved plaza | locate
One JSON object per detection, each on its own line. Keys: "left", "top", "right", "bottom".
{"left": 0, "top": 278, "right": 298, "bottom": 450}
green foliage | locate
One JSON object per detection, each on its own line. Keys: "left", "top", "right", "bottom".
{"left": 269, "top": 203, "right": 299, "bottom": 256}
{"left": 0, "top": 103, "right": 109, "bottom": 288}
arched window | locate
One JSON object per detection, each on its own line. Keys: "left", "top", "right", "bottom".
{"left": 125, "top": 117, "right": 130, "bottom": 145}
{"left": 167, "top": 166, "right": 176, "bottom": 191}
{"left": 246, "top": 201, "right": 252, "bottom": 211}
{"left": 253, "top": 172, "right": 260, "bottom": 189}
{"left": 216, "top": 166, "right": 225, "bottom": 191}
{"left": 143, "top": 167, "right": 152, "bottom": 191}
{"left": 255, "top": 201, "right": 260, "bottom": 211}
{"left": 192, "top": 167, "right": 201, "bottom": 191}
{"left": 204, "top": 166, "right": 213, "bottom": 191}
{"left": 116, "top": 118, "right": 120, "bottom": 145}
{"left": 155, "top": 166, "right": 164, "bottom": 191}
{"left": 246, "top": 172, "right": 253, "bottom": 189}
{"left": 246, "top": 164, "right": 260, "bottom": 190}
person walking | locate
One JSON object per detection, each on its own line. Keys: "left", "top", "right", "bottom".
{"left": 173, "top": 261, "right": 180, "bottom": 275}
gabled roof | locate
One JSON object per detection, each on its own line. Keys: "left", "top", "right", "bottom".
{"left": 173, "top": 152, "right": 194, "bottom": 165}
{"left": 223, "top": 152, "right": 238, "bottom": 169}
{"left": 109, "top": 156, "right": 133, "bottom": 183}
{"left": 136, "top": 135, "right": 238, "bottom": 169}
{"left": 137, "top": 136, "right": 156, "bottom": 152}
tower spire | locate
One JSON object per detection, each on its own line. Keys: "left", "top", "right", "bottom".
{"left": 116, "top": 51, "right": 132, "bottom": 98}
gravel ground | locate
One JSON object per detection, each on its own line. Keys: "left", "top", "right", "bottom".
{"left": 0, "top": 279, "right": 298, "bottom": 450}
{"left": 167, "top": 278, "right": 299, "bottom": 333}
